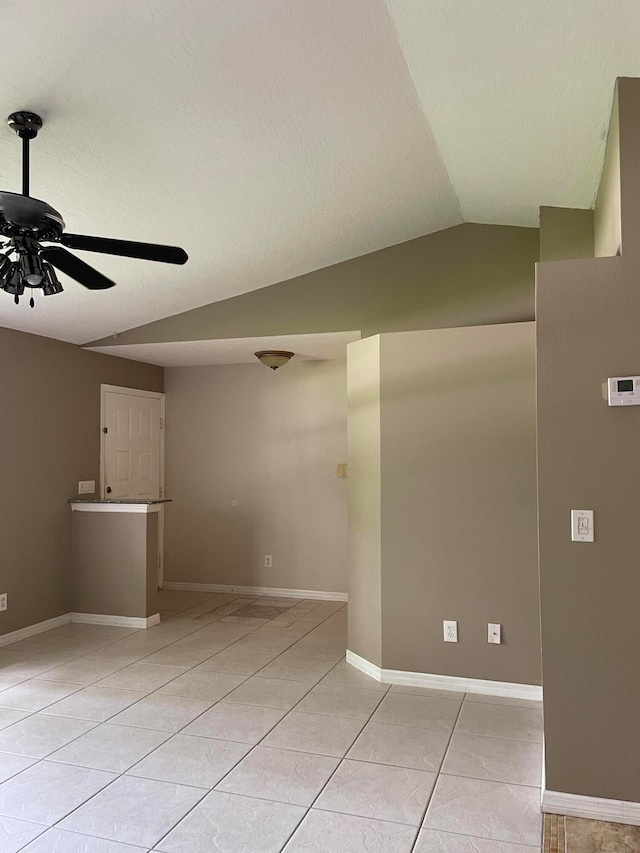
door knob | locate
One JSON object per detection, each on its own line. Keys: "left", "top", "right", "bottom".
{"left": 106, "top": 486, "right": 112, "bottom": 494}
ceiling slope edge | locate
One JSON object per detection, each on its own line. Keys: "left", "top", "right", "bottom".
{"left": 84, "top": 222, "right": 539, "bottom": 350}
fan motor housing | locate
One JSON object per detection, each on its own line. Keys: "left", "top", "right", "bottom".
{"left": 0, "top": 192, "right": 65, "bottom": 240}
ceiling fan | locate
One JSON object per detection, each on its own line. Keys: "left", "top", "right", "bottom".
{"left": 0, "top": 111, "right": 188, "bottom": 307}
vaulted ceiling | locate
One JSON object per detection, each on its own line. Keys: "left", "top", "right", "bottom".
{"left": 1, "top": 0, "right": 639, "bottom": 344}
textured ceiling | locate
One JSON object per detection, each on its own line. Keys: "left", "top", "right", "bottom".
{"left": 1, "top": 1, "right": 639, "bottom": 345}
{"left": 0, "top": 0, "right": 459, "bottom": 344}
{"left": 86, "top": 332, "right": 361, "bottom": 367}
{"left": 385, "top": 0, "right": 640, "bottom": 225}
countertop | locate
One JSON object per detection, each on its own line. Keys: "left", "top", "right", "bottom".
{"left": 68, "top": 499, "right": 172, "bottom": 505}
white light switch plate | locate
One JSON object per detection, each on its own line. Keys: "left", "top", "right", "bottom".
{"left": 78, "top": 480, "right": 96, "bottom": 495}
{"left": 571, "top": 509, "right": 594, "bottom": 542}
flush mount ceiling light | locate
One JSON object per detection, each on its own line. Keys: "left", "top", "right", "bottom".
{"left": 255, "top": 350, "right": 294, "bottom": 370}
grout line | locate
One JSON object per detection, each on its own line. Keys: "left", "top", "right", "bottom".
{"left": 414, "top": 825, "right": 541, "bottom": 850}
{"left": 439, "top": 771, "right": 543, "bottom": 790}
{"left": 409, "top": 694, "right": 466, "bottom": 852}
{"left": 133, "top": 594, "right": 348, "bottom": 850}
{"left": 0, "top": 592, "right": 350, "bottom": 852}
{"left": 311, "top": 803, "right": 422, "bottom": 829}
{"left": 438, "top": 729, "right": 544, "bottom": 745}
{"left": 263, "top": 668, "right": 388, "bottom": 850}
{"left": 5, "top": 595, "right": 544, "bottom": 853}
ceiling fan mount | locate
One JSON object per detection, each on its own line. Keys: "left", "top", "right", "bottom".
{"left": 0, "top": 110, "right": 188, "bottom": 307}
{"left": 7, "top": 111, "right": 43, "bottom": 140}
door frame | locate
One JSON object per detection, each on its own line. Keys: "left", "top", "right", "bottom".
{"left": 100, "top": 384, "right": 166, "bottom": 587}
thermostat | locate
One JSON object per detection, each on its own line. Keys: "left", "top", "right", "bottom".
{"left": 608, "top": 376, "right": 640, "bottom": 406}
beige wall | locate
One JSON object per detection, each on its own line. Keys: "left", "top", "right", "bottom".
{"left": 88, "top": 223, "right": 538, "bottom": 347}
{"left": 380, "top": 325, "right": 539, "bottom": 682}
{"left": 164, "top": 360, "right": 348, "bottom": 593}
{"left": 347, "top": 336, "right": 382, "bottom": 665}
{"left": 0, "top": 326, "right": 163, "bottom": 636}
{"left": 347, "top": 325, "right": 540, "bottom": 684}
{"left": 539, "top": 207, "right": 594, "bottom": 262}
{"left": 72, "top": 511, "right": 159, "bottom": 618}
{"left": 595, "top": 88, "right": 621, "bottom": 257}
{"left": 537, "top": 254, "right": 640, "bottom": 801}
{"left": 537, "top": 78, "right": 640, "bottom": 802}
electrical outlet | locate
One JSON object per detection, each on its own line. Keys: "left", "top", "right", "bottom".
{"left": 0, "top": 593, "right": 7, "bottom": 612}
{"left": 264, "top": 555, "right": 273, "bottom": 568}
{"left": 443, "top": 620, "right": 458, "bottom": 642}
{"left": 488, "top": 623, "right": 501, "bottom": 644}
{"left": 78, "top": 480, "right": 96, "bottom": 495}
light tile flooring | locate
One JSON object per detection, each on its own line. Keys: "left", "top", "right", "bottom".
{"left": 0, "top": 590, "right": 544, "bottom": 852}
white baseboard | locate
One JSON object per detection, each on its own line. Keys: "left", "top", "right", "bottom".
{"left": 346, "top": 649, "right": 543, "bottom": 701}
{"left": 542, "top": 790, "right": 640, "bottom": 826}
{"left": 0, "top": 614, "right": 71, "bottom": 647}
{"left": 71, "top": 612, "right": 161, "bottom": 629}
{"left": 162, "top": 581, "right": 347, "bottom": 602}
{"left": 0, "top": 611, "right": 162, "bottom": 646}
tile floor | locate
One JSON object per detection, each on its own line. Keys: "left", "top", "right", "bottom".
{"left": 0, "top": 590, "right": 544, "bottom": 852}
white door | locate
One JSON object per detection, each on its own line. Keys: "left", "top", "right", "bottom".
{"left": 103, "top": 391, "right": 162, "bottom": 499}
{"left": 101, "top": 386, "right": 165, "bottom": 587}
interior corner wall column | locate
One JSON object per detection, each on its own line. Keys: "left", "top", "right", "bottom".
{"left": 347, "top": 336, "right": 382, "bottom": 666}
{"left": 347, "top": 324, "right": 539, "bottom": 685}
{"left": 537, "top": 76, "right": 640, "bottom": 804}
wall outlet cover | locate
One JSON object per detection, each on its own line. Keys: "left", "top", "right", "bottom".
{"left": 0, "top": 594, "right": 7, "bottom": 612}
{"left": 443, "top": 620, "right": 458, "bottom": 642}
{"left": 264, "top": 555, "right": 273, "bottom": 568}
{"left": 78, "top": 480, "right": 96, "bottom": 495}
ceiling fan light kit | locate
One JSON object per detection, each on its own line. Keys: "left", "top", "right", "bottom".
{"left": 255, "top": 350, "right": 294, "bottom": 370}
{"left": 0, "top": 111, "right": 188, "bottom": 307}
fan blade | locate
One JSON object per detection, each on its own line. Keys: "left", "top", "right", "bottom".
{"left": 40, "top": 246, "right": 115, "bottom": 290}
{"left": 61, "top": 234, "right": 188, "bottom": 265}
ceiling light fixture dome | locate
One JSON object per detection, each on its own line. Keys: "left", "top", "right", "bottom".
{"left": 255, "top": 350, "right": 294, "bottom": 370}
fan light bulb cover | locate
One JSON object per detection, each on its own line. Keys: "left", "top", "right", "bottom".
{"left": 19, "top": 251, "right": 45, "bottom": 287}
{"left": 0, "top": 253, "right": 11, "bottom": 282}
{"left": 4, "top": 263, "right": 24, "bottom": 295}
{"left": 42, "top": 263, "right": 63, "bottom": 296}
{"left": 255, "top": 350, "right": 294, "bottom": 370}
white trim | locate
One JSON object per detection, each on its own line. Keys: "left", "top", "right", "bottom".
{"left": 162, "top": 581, "right": 347, "bottom": 602}
{"left": 346, "top": 649, "right": 543, "bottom": 701}
{"left": 542, "top": 790, "right": 640, "bottom": 826}
{"left": 345, "top": 650, "right": 380, "bottom": 680}
{"left": 0, "top": 614, "right": 71, "bottom": 647}
{"left": 0, "top": 612, "right": 161, "bottom": 646}
{"left": 71, "top": 612, "right": 160, "bottom": 628}
{"left": 69, "top": 502, "right": 163, "bottom": 514}
{"left": 100, "top": 384, "right": 166, "bottom": 399}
